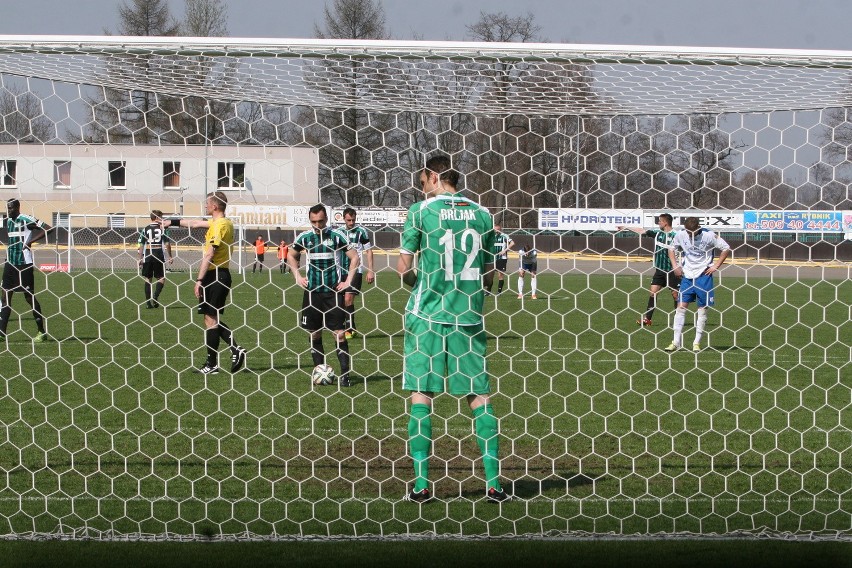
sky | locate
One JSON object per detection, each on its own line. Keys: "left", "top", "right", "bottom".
{"left": 0, "top": 0, "right": 849, "bottom": 52}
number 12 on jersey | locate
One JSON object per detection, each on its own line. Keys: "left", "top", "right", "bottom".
{"left": 438, "top": 228, "right": 481, "bottom": 281}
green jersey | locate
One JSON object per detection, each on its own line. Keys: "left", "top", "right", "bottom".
{"left": 292, "top": 227, "right": 350, "bottom": 292}
{"left": 137, "top": 222, "right": 172, "bottom": 259}
{"left": 5, "top": 214, "right": 46, "bottom": 266}
{"left": 341, "top": 224, "right": 372, "bottom": 275}
{"left": 493, "top": 232, "right": 512, "bottom": 259}
{"left": 400, "top": 194, "right": 495, "bottom": 326}
{"left": 644, "top": 229, "right": 677, "bottom": 271}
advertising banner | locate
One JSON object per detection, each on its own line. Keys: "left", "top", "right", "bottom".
{"left": 331, "top": 208, "right": 408, "bottom": 228}
{"left": 743, "top": 210, "right": 845, "bottom": 232}
{"left": 538, "top": 208, "right": 643, "bottom": 231}
{"left": 644, "top": 211, "right": 744, "bottom": 229}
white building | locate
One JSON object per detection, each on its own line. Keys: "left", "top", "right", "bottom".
{"left": 0, "top": 144, "right": 319, "bottom": 226}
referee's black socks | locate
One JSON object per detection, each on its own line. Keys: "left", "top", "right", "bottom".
{"left": 205, "top": 327, "right": 220, "bottom": 366}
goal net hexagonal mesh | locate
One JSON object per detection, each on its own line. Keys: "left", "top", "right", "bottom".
{"left": 0, "top": 37, "right": 849, "bottom": 540}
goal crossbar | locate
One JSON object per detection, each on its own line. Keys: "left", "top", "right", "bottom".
{"left": 2, "top": 36, "right": 852, "bottom": 115}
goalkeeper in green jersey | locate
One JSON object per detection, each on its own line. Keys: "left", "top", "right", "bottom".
{"left": 396, "top": 154, "right": 511, "bottom": 504}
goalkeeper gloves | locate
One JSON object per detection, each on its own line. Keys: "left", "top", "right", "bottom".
{"left": 165, "top": 217, "right": 182, "bottom": 228}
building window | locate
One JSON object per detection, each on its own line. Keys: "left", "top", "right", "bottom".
{"left": 54, "top": 161, "right": 71, "bottom": 189}
{"left": 108, "top": 213, "right": 125, "bottom": 229}
{"left": 0, "top": 160, "right": 17, "bottom": 187}
{"left": 52, "top": 212, "right": 70, "bottom": 228}
{"left": 163, "top": 161, "right": 181, "bottom": 189}
{"left": 217, "top": 162, "right": 245, "bottom": 189}
{"left": 108, "top": 161, "right": 126, "bottom": 189}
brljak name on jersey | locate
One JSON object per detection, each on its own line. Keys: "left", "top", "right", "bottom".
{"left": 440, "top": 209, "right": 476, "bottom": 221}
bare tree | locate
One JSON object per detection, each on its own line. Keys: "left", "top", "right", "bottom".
{"left": 311, "top": 0, "right": 389, "bottom": 205}
{"left": 0, "top": 86, "right": 54, "bottom": 143}
{"left": 664, "top": 110, "right": 744, "bottom": 209}
{"left": 466, "top": 11, "right": 543, "bottom": 43}
{"left": 183, "top": 0, "right": 228, "bottom": 37}
{"left": 314, "top": 0, "right": 389, "bottom": 40}
{"left": 88, "top": 0, "right": 241, "bottom": 145}
{"left": 114, "top": 0, "right": 180, "bottom": 36}
{"left": 461, "top": 11, "right": 547, "bottom": 223}
{"left": 89, "top": 0, "right": 181, "bottom": 144}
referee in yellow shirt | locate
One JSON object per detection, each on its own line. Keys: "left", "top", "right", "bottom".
{"left": 165, "top": 191, "right": 247, "bottom": 374}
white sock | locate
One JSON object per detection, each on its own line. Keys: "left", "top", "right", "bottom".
{"left": 673, "top": 307, "right": 686, "bottom": 346}
{"left": 695, "top": 307, "right": 708, "bottom": 345}
{"left": 518, "top": 277, "right": 525, "bottom": 295}
{"left": 530, "top": 276, "right": 537, "bottom": 295}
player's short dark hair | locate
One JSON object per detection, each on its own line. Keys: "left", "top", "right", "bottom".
{"left": 309, "top": 204, "right": 327, "bottom": 217}
{"left": 208, "top": 191, "right": 228, "bottom": 211}
{"left": 6, "top": 198, "right": 19, "bottom": 210}
{"left": 684, "top": 217, "right": 701, "bottom": 232}
{"left": 342, "top": 207, "right": 356, "bottom": 218}
{"left": 150, "top": 209, "right": 163, "bottom": 220}
{"left": 424, "top": 155, "right": 459, "bottom": 187}
{"left": 659, "top": 213, "right": 673, "bottom": 224}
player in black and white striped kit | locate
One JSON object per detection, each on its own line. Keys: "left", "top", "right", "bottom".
{"left": 137, "top": 210, "right": 173, "bottom": 309}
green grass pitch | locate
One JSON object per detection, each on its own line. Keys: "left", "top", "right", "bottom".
{"left": 0, "top": 268, "right": 849, "bottom": 538}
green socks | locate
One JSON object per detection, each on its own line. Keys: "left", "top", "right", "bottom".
{"left": 473, "top": 404, "right": 502, "bottom": 492}
{"left": 409, "top": 403, "right": 502, "bottom": 493}
{"left": 408, "top": 403, "right": 432, "bottom": 492}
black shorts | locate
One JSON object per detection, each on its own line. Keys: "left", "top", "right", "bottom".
{"left": 343, "top": 272, "right": 364, "bottom": 295}
{"left": 650, "top": 268, "right": 681, "bottom": 290}
{"left": 2, "top": 263, "right": 35, "bottom": 293}
{"left": 520, "top": 262, "right": 537, "bottom": 273}
{"left": 495, "top": 258, "right": 508, "bottom": 272}
{"left": 140, "top": 255, "right": 166, "bottom": 279}
{"left": 198, "top": 268, "right": 232, "bottom": 316}
{"left": 256, "top": 253, "right": 265, "bottom": 262}
{"left": 300, "top": 291, "right": 347, "bottom": 331}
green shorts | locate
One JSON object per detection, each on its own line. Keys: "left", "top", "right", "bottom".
{"left": 402, "top": 314, "right": 490, "bottom": 395}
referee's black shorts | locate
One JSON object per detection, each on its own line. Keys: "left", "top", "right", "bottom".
{"left": 650, "top": 268, "right": 681, "bottom": 290}
{"left": 2, "top": 262, "right": 36, "bottom": 293}
{"left": 198, "top": 267, "right": 232, "bottom": 316}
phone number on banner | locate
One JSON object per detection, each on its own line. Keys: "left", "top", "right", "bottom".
{"left": 743, "top": 210, "right": 844, "bottom": 232}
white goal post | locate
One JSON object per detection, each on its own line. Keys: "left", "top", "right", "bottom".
{"left": 0, "top": 36, "right": 849, "bottom": 542}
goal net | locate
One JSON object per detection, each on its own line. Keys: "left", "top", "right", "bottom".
{"left": 0, "top": 36, "right": 849, "bottom": 541}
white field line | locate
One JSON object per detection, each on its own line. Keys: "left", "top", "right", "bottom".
{"left": 12, "top": 346, "right": 851, "bottom": 363}
{"left": 0, "top": 422, "right": 848, "bottom": 437}
{"left": 0, "top": 494, "right": 847, "bottom": 506}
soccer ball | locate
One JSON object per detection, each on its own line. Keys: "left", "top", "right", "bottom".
{"left": 311, "top": 364, "right": 336, "bottom": 386}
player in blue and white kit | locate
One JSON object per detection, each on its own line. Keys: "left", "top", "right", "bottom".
{"left": 517, "top": 245, "right": 538, "bottom": 299}
{"left": 665, "top": 217, "right": 730, "bottom": 352}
